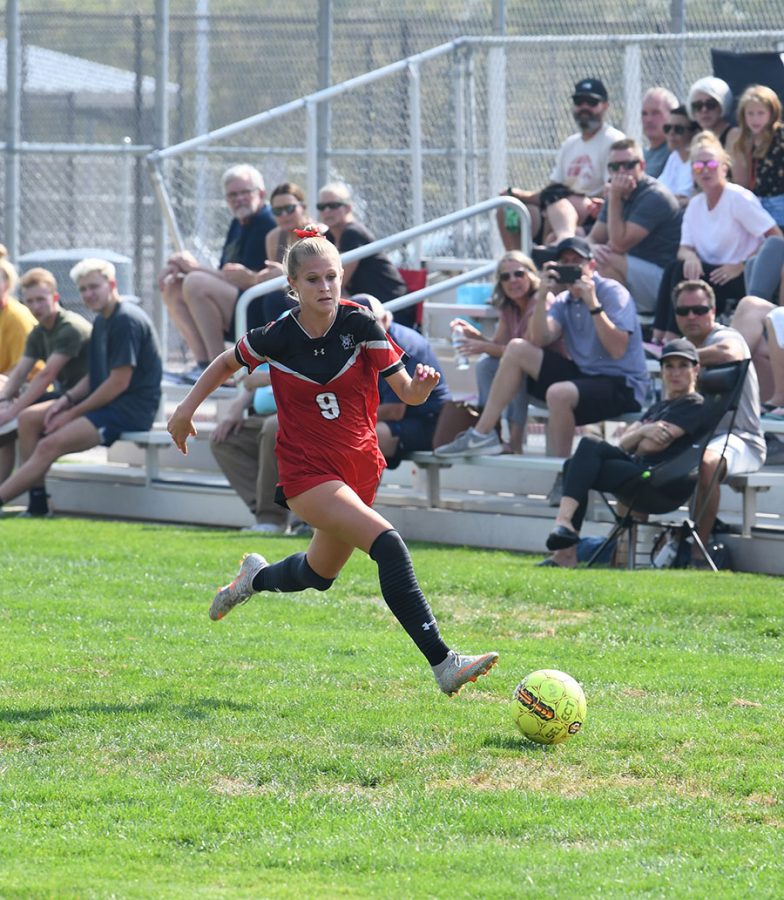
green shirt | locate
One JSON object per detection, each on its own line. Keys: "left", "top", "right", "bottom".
{"left": 24, "top": 308, "right": 92, "bottom": 392}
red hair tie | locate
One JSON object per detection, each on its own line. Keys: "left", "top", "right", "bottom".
{"left": 294, "top": 226, "right": 323, "bottom": 239}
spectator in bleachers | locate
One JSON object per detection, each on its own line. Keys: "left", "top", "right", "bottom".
{"left": 687, "top": 77, "right": 739, "bottom": 150}
{"left": 756, "top": 306, "right": 784, "bottom": 465}
{"left": 657, "top": 105, "right": 699, "bottom": 205}
{"left": 540, "top": 338, "right": 704, "bottom": 568}
{"left": 0, "top": 248, "right": 43, "bottom": 484}
{"left": 732, "top": 293, "right": 784, "bottom": 408}
{"left": 210, "top": 367, "right": 290, "bottom": 534}
{"left": 0, "top": 258, "right": 162, "bottom": 518}
{"left": 159, "top": 164, "right": 276, "bottom": 382}
{"left": 252, "top": 181, "right": 310, "bottom": 325}
{"left": 730, "top": 84, "right": 784, "bottom": 227}
{"left": 498, "top": 78, "right": 625, "bottom": 251}
{"left": 434, "top": 237, "right": 649, "bottom": 468}
{"left": 0, "top": 268, "right": 92, "bottom": 502}
{"left": 641, "top": 86, "right": 679, "bottom": 178}
{"left": 587, "top": 138, "right": 682, "bottom": 317}
{"left": 317, "top": 183, "right": 414, "bottom": 328}
{"left": 354, "top": 295, "right": 451, "bottom": 467}
{"left": 671, "top": 279, "right": 765, "bottom": 563}
{"left": 448, "top": 252, "right": 565, "bottom": 454}
{"left": 652, "top": 131, "right": 783, "bottom": 341}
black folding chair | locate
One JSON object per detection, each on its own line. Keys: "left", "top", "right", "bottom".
{"left": 586, "top": 360, "right": 750, "bottom": 570}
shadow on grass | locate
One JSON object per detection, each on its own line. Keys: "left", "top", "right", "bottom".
{"left": 0, "top": 696, "right": 254, "bottom": 723}
{"left": 482, "top": 733, "right": 553, "bottom": 752}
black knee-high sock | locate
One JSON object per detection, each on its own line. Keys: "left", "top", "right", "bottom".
{"left": 369, "top": 529, "right": 449, "bottom": 666}
{"left": 252, "top": 551, "right": 334, "bottom": 593}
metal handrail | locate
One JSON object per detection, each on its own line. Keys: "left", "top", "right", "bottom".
{"left": 233, "top": 194, "right": 530, "bottom": 339}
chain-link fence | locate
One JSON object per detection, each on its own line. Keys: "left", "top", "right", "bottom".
{"left": 3, "top": 1, "right": 784, "bottom": 360}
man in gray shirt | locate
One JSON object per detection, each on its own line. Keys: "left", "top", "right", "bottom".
{"left": 673, "top": 279, "right": 765, "bottom": 564}
{"left": 589, "top": 138, "right": 682, "bottom": 315}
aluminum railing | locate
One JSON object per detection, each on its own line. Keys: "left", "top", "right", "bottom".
{"left": 232, "top": 195, "right": 530, "bottom": 339}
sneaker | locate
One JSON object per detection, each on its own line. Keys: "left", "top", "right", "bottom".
{"left": 286, "top": 519, "right": 313, "bottom": 537}
{"left": 547, "top": 471, "right": 564, "bottom": 507}
{"left": 179, "top": 363, "right": 208, "bottom": 385}
{"left": 434, "top": 428, "right": 502, "bottom": 457}
{"left": 431, "top": 649, "right": 499, "bottom": 696}
{"left": 241, "top": 522, "right": 286, "bottom": 534}
{"left": 209, "top": 553, "right": 267, "bottom": 621}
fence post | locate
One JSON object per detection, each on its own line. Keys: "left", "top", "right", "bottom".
{"left": 453, "top": 48, "right": 467, "bottom": 257}
{"left": 623, "top": 43, "right": 643, "bottom": 144}
{"left": 4, "top": 0, "right": 22, "bottom": 260}
{"left": 408, "top": 61, "right": 423, "bottom": 263}
{"left": 487, "top": 40, "right": 507, "bottom": 259}
{"left": 153, "top": 0, "right": 170, "bottom": 348}
{"left": 317, "top": 0, "right": 333, "bottom": 191}
{"left": 306, "top": 101, "right": 319, "bottom": 221}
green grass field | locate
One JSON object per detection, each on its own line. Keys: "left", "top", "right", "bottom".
{"left": 2, "top": 518, "right": 782, "bottom": 898}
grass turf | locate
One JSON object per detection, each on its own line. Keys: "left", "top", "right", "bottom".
{"left": 1, "top": 518, "right": 782, "bottom": 898}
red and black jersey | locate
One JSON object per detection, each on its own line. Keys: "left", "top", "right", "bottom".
{"left": 235, "top": 300, "right": 406, "bottom": 499}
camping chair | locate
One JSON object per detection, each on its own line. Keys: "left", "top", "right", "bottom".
{"left": 585, "top": 359, "right": 750, "bottom": 570}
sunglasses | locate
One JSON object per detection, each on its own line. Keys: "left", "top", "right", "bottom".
{"left": 691, "top": 98, "right": 720, "bottom": 113}
{"left": 572, "top": 95, "right": 601, "bottom": 107}
{"left": 607, "top": 159, "right": 641, "bottom": 172}
{"left": 674, "top": 304, "right": 712, "bottom": 317}
{"left": 692, "top": 159, "right": 721, "bottom": 172}
{"left": 499, "top": 269, "right": 530, "bottom": 282}
{"left": 271, "top": 203, "right": 300, "bottom": 216}
{"left": 663, "top": 123, "right": 690, "bottom": 135}
{"left": 316, "top": 201, "right": 346, "bottom": 211}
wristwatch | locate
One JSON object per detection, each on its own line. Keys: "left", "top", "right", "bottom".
{"left": 589, "top": 305, "right": 604, "bottom": 316}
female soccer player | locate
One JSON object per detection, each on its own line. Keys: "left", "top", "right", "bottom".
{"left": 168, "top": 228, "right": 498, "bottom": 696}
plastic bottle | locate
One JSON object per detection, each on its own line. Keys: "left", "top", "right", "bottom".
{"left": 652, "top": 536, "right": 679, "bottom": 569}
{"left": 451, "top": 325, "right": 470, "bottom": 370}
{"left": 504, "top": 187, "right": 521, "bottom": 233}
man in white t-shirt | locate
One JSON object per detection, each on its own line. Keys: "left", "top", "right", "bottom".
{"left": 499, "top": 78, "right": 625, "bottom": 250}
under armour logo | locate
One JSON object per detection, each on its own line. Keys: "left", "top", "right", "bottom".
{"left": 422, "top": 620, "right": 435, "bottom": 631}
{"left": 314, "top": 348, "right": 325, "bottom": 356}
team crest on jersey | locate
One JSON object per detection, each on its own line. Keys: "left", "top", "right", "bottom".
{"left": 339, "top": 333, "right": 356, "bottom": 350}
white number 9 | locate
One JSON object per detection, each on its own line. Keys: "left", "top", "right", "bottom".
{"left": 316, "top": 391, "right": 340, "bottom": 420}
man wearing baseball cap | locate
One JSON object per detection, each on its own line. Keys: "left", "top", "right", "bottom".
{"left": 498, "top": 77, "right": 625, "bottom": 252}
{"left": 435, "top": 235, "right": 649, "bottom": 483}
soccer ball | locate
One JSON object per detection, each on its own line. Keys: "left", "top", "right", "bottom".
{"left": 511, "top": 669, "right": 586, "bottom": 745}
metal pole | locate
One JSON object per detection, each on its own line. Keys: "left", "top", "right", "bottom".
{"left": 316, "top": 0, "right": 332, "bottom": 192}
{"left": 623, "top": 44, "right": 643, "bottom": 144}
{"left": 194, "top": 0, "right": 210, "bottom": 251}
{"left": 5, "top": 0, "right": 22, "bottom": 260}
{"left": 306, "top": 102, "right": 319, "bottom": 221}
{"left": 153, "top": 0, "right": 170, "bottom": 349}
{"left": 453, "top": 50, "right": 467, "bottom": 258}
{"left": 670, "top": 0, "right": 686, "bottom": 101}
{"left": 408, "top": 62, "right": 423, "bottom": 264}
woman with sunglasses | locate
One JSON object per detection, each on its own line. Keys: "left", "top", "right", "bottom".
{"left": 657, "top": 106, "right": 699, "bottom": 205}
{"left": 254, "top": 182, "right": 310, "bottom": 322}
{"left": 317, "top": 182, "right": 412, "bottom": 327}
{"left": 686, "top": 77, "right": 739, "bottom": 150}
{"left": 448, "top": 252, "right": 564, "bottom": 453}
{"left": 652, "top": 131, "right": 782, "bottom": 341}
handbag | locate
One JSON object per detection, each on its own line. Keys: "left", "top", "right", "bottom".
{"left": 431, "top": 400, "right": 480, "bottom": 449}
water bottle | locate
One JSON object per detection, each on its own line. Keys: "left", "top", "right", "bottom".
{"left": 452, "top": 325, "right": 470, "bottom": 370}
{"left": 504, "top": 187, "right": 521, "bottom": 233}
{"left": 652, "top": 535, "right": 679, "bottom": 569}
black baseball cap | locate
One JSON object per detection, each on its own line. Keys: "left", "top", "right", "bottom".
{"left": 660, "top": 338, "right": 699, "bottom": 366}
{"left": 572, "top": 78, "right": 608, "bottom": 102}
{"left": 555, "top": 236, "right": 594, "bottom": 260}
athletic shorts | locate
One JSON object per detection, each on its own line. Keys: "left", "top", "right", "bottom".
{"left": 625, "top": 256, "right": 665, "bottom": 317}
{"left": 384, "top": 415, "right": 438, "bottom": 470}
{"left": 84, "top": 405, "right": 154, "bottom": 447}
{"left": 528, "top": 349, "right": 640, "bottom": 426}
{"left": 707, "top": 432, "right": 766, "bottom": 477}
{"left": 275, "top": 475, "right": 379, "bottom": 510}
